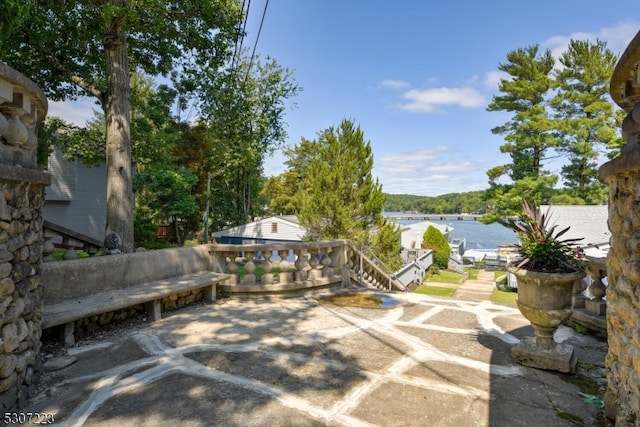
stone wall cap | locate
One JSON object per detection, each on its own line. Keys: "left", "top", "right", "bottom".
{"left": 610, "top": 29, "right": 640, "bottom": 111}
{"left": 598, "top": 148, "right": 640, "bottom": 181}
{"left": 0, "top": 164, "right": 50, "bottom": 185}
{"left": 0, "top": 61, "right": 48, "bottom": 114}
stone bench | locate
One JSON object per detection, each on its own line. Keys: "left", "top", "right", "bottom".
{"left": 42, "top": 245, "right": 229, "bottom": 346}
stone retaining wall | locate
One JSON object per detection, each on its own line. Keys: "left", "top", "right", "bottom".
{"left": 0, "top": 62, "right": 49, "bottom": 411}
{"left": 0, "top": 168, "right": 50, "bottom": 411}
{"left": 600, "top": 28, "right": 640, "bottom": 424}
{"left": 599, "top": 155, "right": 640, "bottom": 423}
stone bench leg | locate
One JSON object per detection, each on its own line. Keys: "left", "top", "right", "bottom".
{"left": 145, "top": 300, "right": 162, "bottom": 321}
{"left": 203, "top": 284, "right": 216, "bottom": 303}
{"left": 62, "top": 322, "right": 75, "bottom": 348}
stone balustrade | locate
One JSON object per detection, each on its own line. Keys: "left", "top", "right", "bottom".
{"left": 0, "top": 62, "right": 47, "bottom": 169}
{"left": 344, "top": 241, "right": 404, "bottom": 291}
{"left": 209, "top": 239, "right": 404, "bottom": 297}
{"left": 0, "top": 63, "right": 49, "bottom": 411}
{"left": 569, "top": 256, "right": 607, "bottom": 334}
{"left": 598, "top": 28, "right": 640, "bottom": 424}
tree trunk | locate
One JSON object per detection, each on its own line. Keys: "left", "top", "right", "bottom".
{"left": 103, "top": 9, "right": 134, "bottom": 253}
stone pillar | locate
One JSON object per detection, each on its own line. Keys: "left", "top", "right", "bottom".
{"left": 0, "top": 62, "right": 49, "bottom": 410}
{"left": 599, "top": 29, "right": 640, "bottom": 424}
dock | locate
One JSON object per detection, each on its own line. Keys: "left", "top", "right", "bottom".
{"left": 385, "top": 213, "right": 481, "bottom": 221}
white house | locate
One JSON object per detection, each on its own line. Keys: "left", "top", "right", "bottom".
{"left": 396, "top": 220, "right": 452, "bottom": 249}
{"left": 211, "top": 215, "right": 306, "bottom": 244}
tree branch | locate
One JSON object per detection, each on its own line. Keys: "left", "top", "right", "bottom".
{"left": 45, "top": 52, "right": 105, "bottom": 103}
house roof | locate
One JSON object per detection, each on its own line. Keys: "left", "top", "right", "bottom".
{"left": 540, "top": 205, "right": 609, "bottom": 248}
{"left": 394, "top": 220, "right": 453, "bottom": 249}
{"left": 538, "top": 205, "right": 610, "bottom": 260}
{"left": 211, "top": 215, "right": 306, "bottom": 242}
{"left": 397, "top": 220, "right": 453, "bottom": 235}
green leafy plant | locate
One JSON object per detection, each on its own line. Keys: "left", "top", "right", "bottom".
{"left": 511, "top": 200, "right": 583, "bottom": 273}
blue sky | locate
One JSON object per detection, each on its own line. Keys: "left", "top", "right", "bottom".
{"left": 49, "top": 1, "right": 640, "bottom": 196}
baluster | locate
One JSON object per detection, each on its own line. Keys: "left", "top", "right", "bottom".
{"left": 585, "top": 265, "right": 607, "bottom": 315}
{"left": 308, "top": 250, "right": 321, "bottom": 280}
{"left": 243, "top": 251, "right": 256, "bottom": 285}
{"left": 4, "top": 112, "right": 28, "bottom": 147}
{"left": 0, "top": 111, "right": 8, "bottom": 140}
{"left": 261, "top": 249, "right": 274, "bottom": 284}
{"left": 572, "top": 275, "right": 588, "bottom": 309}
{"left": 369, "top": 272, "right": 378, "bottom": 289}
{"left": 225, "top": 251, "right": 239, "bottom": 285}
{"left": 294, "top": 248, "right": 308, "bottom": 282}
{"left": 321, "top": 250, "right": 333, "bottom": 278}
{"left": 278, "top": 249, "right": 291, "bottom": 283}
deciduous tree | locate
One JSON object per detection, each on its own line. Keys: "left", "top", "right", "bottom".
{"left": 262, "top": 138, "right": 320, "bottom": 215}
{"left": 199, "top": 54, "right": 300, "bottom": 228}
{"left": 422, "top": 226, "right": 450, "bottom": 270}
{"left": 0, "top": 1, "right": 242, "bottom": 251}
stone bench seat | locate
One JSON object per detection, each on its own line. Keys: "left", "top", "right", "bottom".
{"left": 41, "top": 245, "right": 231, "bottom": 346}
{"left": 43, "top": 271, "right": 230, "bottom": 330}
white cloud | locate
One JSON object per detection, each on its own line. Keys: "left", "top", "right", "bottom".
{"left": 483, "top": 70, "right": 509, "bottom": 90}
{"left": 48, "top": 99, "right": 98, "bottom": 126}
{"left": 399, "top": 86, "right": 486, "bottom": 113}
{"left": 378, "top": 147, "right": 449, "bottom": 165}
{"left": 543, "top": 21, "right": 640, "bottom": 61}
{"left": 380, "top": 79, "right": 411, "bottom": 89}
{"left": 375, "top": 148, "right": 489, "bottom": 196}
{"left": 599, "top": 21, "right": 640, "bottom": 54}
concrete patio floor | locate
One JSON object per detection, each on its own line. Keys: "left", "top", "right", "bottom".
{"left": 29, "top": 291, "right": 608, "bottom": 426}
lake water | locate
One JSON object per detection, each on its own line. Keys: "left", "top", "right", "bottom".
{"left": 385, "top": 213, "right": 516, "bottom": 250}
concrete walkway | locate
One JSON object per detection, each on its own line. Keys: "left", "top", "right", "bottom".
{"left": 454, "top": 269, "right": 496, "bottom": 302}
{"left": 30, "top": 291, "right": 608, "bottom": 426}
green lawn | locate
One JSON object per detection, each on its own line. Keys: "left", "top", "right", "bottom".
{"left": 414, "top": 285, "right": 457, "bottom": 297}
{"left": 51, "top": 249, "right": 90, "bottom": 261}
{"left": 426, "top": 270, "right": 464, "bottom": 285}
{"left": 492, "top": 288, "right": 517, "bottom": 306}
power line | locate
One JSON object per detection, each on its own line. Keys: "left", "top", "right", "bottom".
{"left": 245, "top": 0, "right": 269, "bottom": 82}
{"left": 231, "top": 0, "right": 251, "bottom": 73}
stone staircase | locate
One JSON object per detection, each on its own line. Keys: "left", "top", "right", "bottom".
{"left": 453, "top": 269, "right": 495, "bottom": 301}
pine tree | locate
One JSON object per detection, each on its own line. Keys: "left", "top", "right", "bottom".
{"left": 298, "top": 119, "right": 386, "bottom": 246}
{"left": 482, "top": 45, "right": 559, "bottom": 225}
{"left": 487, "top": 45, "right": 558, "bottom": 182}
{"left": 550, "top": 39, "right": 624, "bottom": 203}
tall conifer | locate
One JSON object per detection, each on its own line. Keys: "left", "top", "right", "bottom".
{"left": 298, "top": 119, "right": 386, "bottom": 246}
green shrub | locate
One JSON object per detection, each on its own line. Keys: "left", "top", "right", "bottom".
{"left": 422, "top": 225, "right": 451, "bottom": 269}
{"left": 134, "top": 211, "right": 158, "bottom": 248}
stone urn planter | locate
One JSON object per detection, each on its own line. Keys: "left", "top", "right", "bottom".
{"left": 509, "top": 266, "right": 585, "bottom": 373}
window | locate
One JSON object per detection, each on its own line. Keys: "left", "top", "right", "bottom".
{"left": 271, "top": 222, "right": 278, "bottom": 233}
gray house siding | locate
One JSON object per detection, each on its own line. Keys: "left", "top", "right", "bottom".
{"left": 44, "top": 148, "right": 107, "bottom": 242}
{"left": 394, "top": 250, "right": 433, "bottom": 287}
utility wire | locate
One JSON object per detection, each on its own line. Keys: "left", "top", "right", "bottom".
{"left": 231, "top": 0, "right": 251, "bottom": 73}
{"left": 245, "top": 0, "right": 269, "bottom": 82}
